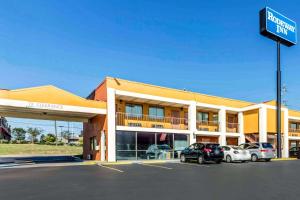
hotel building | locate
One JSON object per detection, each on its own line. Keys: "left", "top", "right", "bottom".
{"left": 1, "top": 77, "right": 300, "bottom": 162}
{"left": 83, "top": 77, "right": 300, "bottom": 161}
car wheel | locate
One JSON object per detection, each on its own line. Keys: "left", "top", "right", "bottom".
{"left": 251, "top": 154, "right": 258, "bottom": 162}
{"left": 265, "top": 158, "right": 271, "bottom": 162}
{"left": 226, "top": 155, "right": 232, "bottom": 163}
{"left": 198, "top": 155, "right": 205, "bottom": 164}
{"left": 180, "top": 154, "right": 186, "bottom": 163}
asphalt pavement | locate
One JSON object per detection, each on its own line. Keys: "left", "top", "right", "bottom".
{"left": 0, "top": 160, "right": 299, "bottom": 200}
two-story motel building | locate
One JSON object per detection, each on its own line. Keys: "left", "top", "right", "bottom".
{"left": 1, "top": 76, "right": 300, "bottom": 162}
{"left": 82, "top": 77, "right": 300, "bottom": 162}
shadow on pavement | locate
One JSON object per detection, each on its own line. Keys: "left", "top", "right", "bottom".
{"left": 0, "top": 155, "right": 82, "bottom": 165}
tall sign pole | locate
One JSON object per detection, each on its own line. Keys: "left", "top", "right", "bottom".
{"left": 260, "top": 7, "right": 297, "bottom": 158}
{"left": 276, "top": 41, "right": 282, "bottom": 158}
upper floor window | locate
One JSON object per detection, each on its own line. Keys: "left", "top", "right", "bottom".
{"left": 228, "top": 115, "right": 237, "bottom": 123}
{"left": 149, "top": 106, "right": 164, "bottom": 119}
{"left": 290, "top": 123, "right": 297, "bottom": 130}
{"left": 197, "top": 112, "right": 209, "bottom": 122}
{"left": 125, "top": 104, "right": 143, "bottom": 117}
{"left": 212, "top": 114, "right": 218, "bottom": 123}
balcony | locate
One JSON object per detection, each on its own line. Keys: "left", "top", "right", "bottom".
{"left": 196, "top": 120, "right": 219, "bottom": 132}
{"left": 226, "top": 122, "right": 239, "bottom": 133}
{"left": 116, "top": 112, "right": 188, "bottom": 130}
{"left": 289, "top": 128, "right": 300, "bottom": 137}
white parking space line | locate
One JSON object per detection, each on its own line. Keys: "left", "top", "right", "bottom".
{"left": 139, "top": 163, "right": 173, "bottom": 170}
{"left": 178, "top": 162, "right": 210, "bottom": 167}
{"left": 97, "top": 164, "right": 124, "bottom": 173}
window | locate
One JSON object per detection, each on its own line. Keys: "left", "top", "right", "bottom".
{"left": 125, "top": 104, "right": 143, "bottom": 117}
{"left": 228, "top": 116, "right": 237, "bottom": 123}
{"left": 222, "top": 146, "right": 230, "bottom": 151}
{"left": 262, "top": 143, "right": 274, "bottom": 149}
{"left": 197, "top": 112, "right": 209, "bottom": 122}
{"left": 116, "top": 131, "right": 189, "bottom": 160}
{"left": 240, "top": 143, "right": 250, "bottom": 149}
{"left": 195, "top": 143, "right": 204, "bottom": 150}
{"left": 247, "top": 144, "right": 259, "bottom": 149}
{"left": 212, "top": 114, "right": 218, "bottom": 123}
{"left": 184, "top": 112, "right": 188, "bottom": 125}
{"left": 290, "top": 123, "right": 297, "bottom": 130}
{"left": 116, "top": 131, "right": 136, "bottom": 160}
{"left": 149, "top": 107, "right": 164, "bottom": 119}
{"left": 90, "top": 136, "right": 97, "bottom": 151}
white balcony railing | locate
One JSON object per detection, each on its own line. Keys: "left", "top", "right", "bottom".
{"left": 289, "top": 128, "right": 300, "bottom": 137}
{"left": 116, "top": 112, "right": 188, "bottom": 130}
{"left": 226, "top": 122, "right": 239, "bottom": 133}
{"left": 196, "top": 120, "right": 219, "bottom": 132}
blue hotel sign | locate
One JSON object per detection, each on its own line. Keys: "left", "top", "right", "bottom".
{"left": 260, "top": 7, "right": 297, "bottom": 47}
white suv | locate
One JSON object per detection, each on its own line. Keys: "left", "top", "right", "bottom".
{"left": 239, "top": 143, "right": 276, "bottom": 162}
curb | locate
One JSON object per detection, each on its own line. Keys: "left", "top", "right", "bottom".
{"left": 82, "top": 159, "right": 180, "bottom": 166}
{"left": 272, "top": 158, "right": 298, "bottom": 161}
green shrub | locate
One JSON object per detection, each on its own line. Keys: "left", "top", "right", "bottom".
{"left": 10, "top": 140, "right": 17, "bottom": 144}
{"left": 0, "top": 139, "right": 9, "bottom": 144}
{"left": 20, "top": 140, "right": 29, "bottom": 144}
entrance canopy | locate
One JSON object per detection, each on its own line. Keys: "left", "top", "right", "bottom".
{"left": 0, "top": 85, "right": 106, "bottom": 122}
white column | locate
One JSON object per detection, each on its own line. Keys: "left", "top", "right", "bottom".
{"left": 100, "top": 131, "right": 106, "bottom": 161}
{"left": 188, "top": 101, "right": 197, "bottom": 144}
{"left": 259, "top": 106, "right": 267, "bottom": 143}
{"left": 107, "top": 88, "right": 116, "bottom": 162}
{"left": 238, "top": 112, "right": 245, "bottom": 144}
{"left": 283, "top": 109, "right": 289, "bottom": 158}
{"left": 218, "top": 107, "right": 226, "bottom": 146}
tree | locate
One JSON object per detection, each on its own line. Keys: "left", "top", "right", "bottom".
{"left": 61, "top": 130, "right": 72, "bottom": 141}
{"left": 40, "top": 133, "right": 56, "bottom": 144}
{"left": 40, "top": 134, "right": 45, "bottom": 144}
{"left": 27, "top": 128, "right": 42, "bottom": 144}
{"left": 43, "top": 133, "right": 57, "bottom": 143}
{"left": 78, "top": 137, "right": 83, "bottom": 146}
{"left": 12, "top": 128, "right": 26, "bottom": 142}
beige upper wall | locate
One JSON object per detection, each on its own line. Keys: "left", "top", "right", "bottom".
{"left": 267, "top": 109, "right": 285, "bottom": 133}
{"left": 106, "top": 77, "right": 254, "bottom": 108}
{"left": 289, "top": 110, "right": 300, "bottom": 118}
{"left": 244, "top": 109, "right": 259, "bottom": 134}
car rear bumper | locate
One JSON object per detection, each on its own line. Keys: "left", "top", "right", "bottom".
{"left": 259, "top": 152, "right": 276, "bottom": 159}
{"left": 205, "top": 154, "right": 224, "bottom": 161}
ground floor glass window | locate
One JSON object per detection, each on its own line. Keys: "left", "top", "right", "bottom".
{"left": 116, "top": 131, "right": 136, "bottom": 160}
{"left": 116, "top": 131, "right": 189, "bottom": 160}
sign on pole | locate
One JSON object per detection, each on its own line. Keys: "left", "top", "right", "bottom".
{"left": 260, "top": 7, "right": 297, "bottom": 46}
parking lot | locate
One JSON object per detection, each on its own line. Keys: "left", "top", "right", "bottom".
{"left": 0, "top": 160, "right": 299, "bottom": 200}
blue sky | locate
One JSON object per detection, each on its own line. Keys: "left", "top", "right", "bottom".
{"left": 0, "top": 0, "right": 300, "bottom": 133}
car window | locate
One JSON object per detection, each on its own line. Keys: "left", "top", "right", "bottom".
{"left": 188, "top": 144, "right": 195, "bottom": 150}
{"left": 247, "top": 145, "right": 259, "bottom": 149}
{"left": 195, "top": 144, "right": 204, "bottom": 150}
{"left": 262, "top": 143, "right": 273, "bottom": 149}
{"left": 205, "top": 144, "right": 219, "bottom": 149}
{"left": 157, "top": 145, "right": 170, "bottom": 150}
{"left": 290, "top": 147, "right": 296, "bottom": 151}
{"left": 223, "top": 146, "right": 230, "bottom": 151}
{"left": 240, "top": 143, "right": 250, "bottom": 149}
